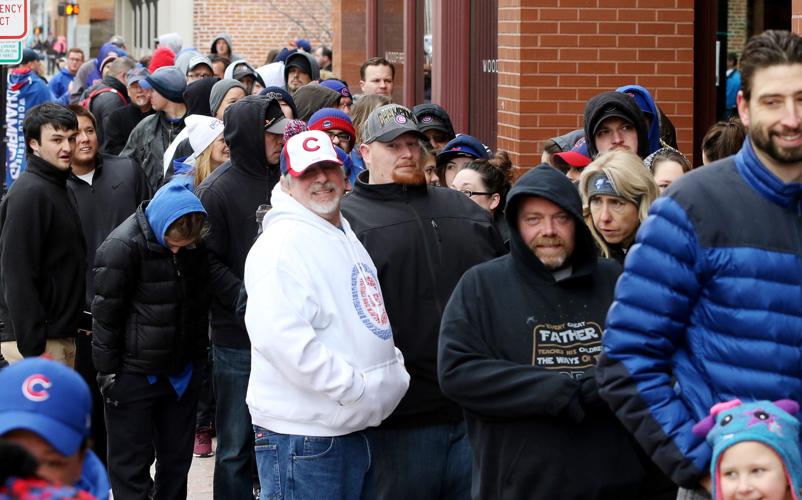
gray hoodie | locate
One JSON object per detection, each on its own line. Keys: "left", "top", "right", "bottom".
{"left": 210, "top": 34, "right": 241, "bottom": 62}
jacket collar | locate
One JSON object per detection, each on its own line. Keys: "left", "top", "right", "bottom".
{"left": 735, "top": 139, "right": 802, "bottom": 211}
{"left": 26, "top": 154, "right": 71, "bottom": 186}
{"left": 350, "top": 170, "right": 428, "bottom": 201}
{"left": 101, "top": 75, "right": 129, "bottom": 101}
{"left": 68, "top": 155, "right": 103, "bottom": 184}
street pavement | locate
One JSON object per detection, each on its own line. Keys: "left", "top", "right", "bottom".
{"left": 186, "top": 439, "right": 215, "bottom": 499}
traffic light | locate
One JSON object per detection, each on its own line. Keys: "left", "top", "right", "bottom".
{"left": 58, "top": 2, "right": 79, "bottom": 16}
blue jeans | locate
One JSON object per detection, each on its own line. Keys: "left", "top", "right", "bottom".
{"left": 363, "top": 421, "right": 472, "bottom": 500}
{"left": 253, "top": 426, "right": 371, "bottom": 500}
{"left": 213, "top": 345, "right": 254, "bottom": 500}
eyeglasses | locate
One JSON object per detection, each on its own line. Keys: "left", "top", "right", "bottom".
{"left": 430, "top": 133, "right": 449, "bottom": 144}
{"left": 459, "top": 189, "right": 493, "bottom": 198}
{"left": 326, "top": 131, "right": 352, "bottom": 143}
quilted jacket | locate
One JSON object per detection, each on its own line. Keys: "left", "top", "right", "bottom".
{"left": 597, "top": 139, "right": 802, "bottom": 488}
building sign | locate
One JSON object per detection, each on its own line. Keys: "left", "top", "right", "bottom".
{"left": 0, "top": 0, "right": 28, "bottom": 40}
{"left": 482, "top": 59, "right": 498, "bottom": 73}
{"left": 0, "top": 39, "right": 20, "bottom": 63}
{"left": 385, "top": 51, "right": 405, "bottom": 65}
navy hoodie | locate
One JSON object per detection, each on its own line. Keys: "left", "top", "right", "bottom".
{"left": 438, "top": 165, "right": 674, "bottom": 499}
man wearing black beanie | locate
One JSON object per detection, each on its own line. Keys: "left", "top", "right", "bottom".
{"left": 283, "top": 52, "right": 320, "bottom": 94}
{"left": 121, "top": 66, "right": 188, "bottom": 191}
{"left": 583, "top": 91, "right": 650, "bottom": 160}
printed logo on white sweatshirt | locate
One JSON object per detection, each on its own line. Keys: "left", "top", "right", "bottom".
{"left": 351, "top": 263, "right": 391, "bottom": 340}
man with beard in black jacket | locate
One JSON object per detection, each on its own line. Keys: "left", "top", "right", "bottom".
{"left": 195, "top": 94, "right": 288, "bottom": 499}
{"left": 437, "top": 165, "right": 675, "bottom": 500}
{"left": 0, "top": 103, "right": 85, "bottom": 366}
{"left": 66, "top": 104, "right": 150, "bottom": 464}
{"left": 341, "top": 103, "right": 505, "bottom": 499}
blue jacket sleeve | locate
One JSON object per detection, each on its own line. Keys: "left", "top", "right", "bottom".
{"left": 596, "top": 196, "right": 710, "bottom": 488}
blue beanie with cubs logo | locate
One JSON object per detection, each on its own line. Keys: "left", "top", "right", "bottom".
{"left": 308, "top": 108, "right": 356, "bottom": 151}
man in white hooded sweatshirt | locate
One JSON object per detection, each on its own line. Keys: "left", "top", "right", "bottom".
{"left": 243, "top": 130, "right": 410, "bottom": 499}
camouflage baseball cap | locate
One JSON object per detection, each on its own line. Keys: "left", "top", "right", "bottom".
{"left": 362, "top": 104, "right": 427, "bottom": 144}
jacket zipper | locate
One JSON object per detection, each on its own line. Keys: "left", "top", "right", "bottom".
{"left": 405, "top": 188, "right": 444, "bottom": 315}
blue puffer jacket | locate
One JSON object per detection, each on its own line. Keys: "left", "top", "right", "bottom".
{"left": 596, "top": 138, "right": 802, "bottom": 489}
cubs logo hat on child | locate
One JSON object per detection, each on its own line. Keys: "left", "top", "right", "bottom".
{"left": 0, "top": 357, "right": 92, "bottom": 456}
{"left": 280, "top": 130, "right": 343, "bottom": 177}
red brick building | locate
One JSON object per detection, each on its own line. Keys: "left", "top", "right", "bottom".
{"left": 333, "top": 0, "right": 792, "bottom": 167}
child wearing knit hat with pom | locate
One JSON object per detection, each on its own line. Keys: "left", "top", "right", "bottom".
{"left": 693, "top": 399, "right": 802, "bottom": 500}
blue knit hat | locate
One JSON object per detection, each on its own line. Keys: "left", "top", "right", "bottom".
{"left": 319, "top": 79, "right": 352, "bottom": 100}
{"left": 145, "top": 177, "right": 207, "bottom": 248}
{"left": 693, "top": 399, "right": 802, "bottom": 500}
{"left": 308, "top": 108, "right": 355, "bottom": 150}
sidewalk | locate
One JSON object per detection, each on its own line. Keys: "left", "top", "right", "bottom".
{"left": 186, "top": 439, "right": 215, "bottom": 499}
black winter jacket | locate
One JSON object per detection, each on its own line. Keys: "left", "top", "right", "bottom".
{"left": 101, "top": 104, "right": 154, "bottom": 156}
{"left": 196, "top": 95, "right": 280, "bottom": 348}
{"left": 91, "top": 204, "right": 210, "bottom": 375}
{"left": 68, "top": 154, "right": 151, "bottom": 307}
{"left": 438, "top": 165, "right": 672, "bottom": 499}
{"left": 121, "top": 112, "right": 186, "bottom": 193}
{"left": 89, "top": 75, "right": 129, "bottom": 147}
{"left": 341, "top": 177, "right": 505, "bottom": 427}
{"left": 0, "top": 155, "right": 86, "bottom": 355}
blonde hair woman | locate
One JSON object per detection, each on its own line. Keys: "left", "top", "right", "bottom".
{"left": 184, "top": 115, "right": 228, "bottom": 188}
{"left": 578, "top": 150, "right": 658, "bottom": 264}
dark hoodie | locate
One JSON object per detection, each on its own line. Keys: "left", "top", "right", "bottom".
{"left": 196, "top": 95, "right": 281, "bottom": 348}
{"left": 283, "top": 52, "right": 321, "bottom": 90}
{"left": 164, "top": 77, "right": 221, "bottom": 178}
{"left": 616, "top": 84, "right": 661, "bottom": 155}
{"left": 438, "top": 165, "right": 672, "bottom": 499}
{"left": 292, "top": 84, "right": 341, "bottom": 122}
{"left": 583, "top": 91, "right": 649, "bottom": 159}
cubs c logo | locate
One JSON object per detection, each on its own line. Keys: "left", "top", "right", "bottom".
{"left": 303, "top": 137, "right": 320, "bottom": 152}
{"left": 421, "top": 116, "right": 432, "bottom": 123}
{"left": 351, "top": 263, "right": 391, "bottom": 340}
{"left": 22, "top": 374, "right": 52, "bottom": 402}
{"left": 395, "top": 115, "right": 407, "bottom": 125}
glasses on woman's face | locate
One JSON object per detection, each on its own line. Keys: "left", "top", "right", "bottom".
{"left": 326, "top": 131, "right": 352, "bottom": 144}
{"left": 460, "top": 189, "right": 493, "bottom": 198}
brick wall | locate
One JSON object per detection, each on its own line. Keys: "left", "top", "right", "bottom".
{"left": 794, "top": 0, "right": 802, "bottom": 34}
{"left": 727, "top": 0, "right": 748, "bottom": 58}
{"left": 193, "top": 0, "right": 332, "bottom": 69}
{"left": 497, "top": 0, "right": 695, "bottom": 168}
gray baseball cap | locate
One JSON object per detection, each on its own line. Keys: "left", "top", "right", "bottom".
{"left": 362, "top": 104, "right": 427, "bottom": 144}
{"left": 125, "top": 66, "right": 150, "bottom": 86}
{"left": 188, "top": 55, "right": 213, "bottom": 73}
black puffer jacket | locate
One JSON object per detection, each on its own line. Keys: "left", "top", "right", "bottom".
{"left": 91, "top": 203, "right": 210, "bottom": 375}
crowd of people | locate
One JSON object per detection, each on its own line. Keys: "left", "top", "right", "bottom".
{"left": 0, "top": 26, "right": 801, "bottom": 500}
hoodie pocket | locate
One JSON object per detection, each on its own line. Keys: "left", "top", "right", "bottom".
{"left": 334, "top": 354, "right": 410, "bottom": 429}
